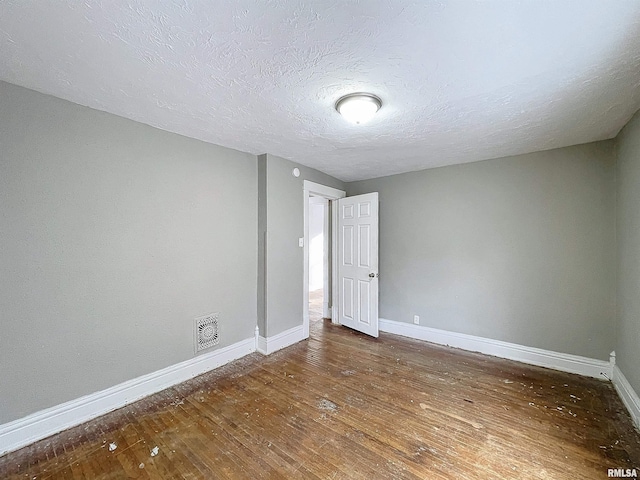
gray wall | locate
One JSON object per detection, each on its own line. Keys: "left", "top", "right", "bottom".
{"left": 1, "top": 78, "right": 628, "bottom": 427}
{"left": 0, "top": 82, "right": 258, "bottom": 423}
{"left": 347, "top": 142, "right": 616, "bottom": 360}
{"left": 258, "top": 154, "right": 344, "bottom": 337}
{"left": 616, "top": 109, "right": 640, "bottom": 394}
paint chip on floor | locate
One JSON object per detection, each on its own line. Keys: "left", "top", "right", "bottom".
{"left": 108, "top": 443, "right": 117, "bottom": 452}
{"left": 318, "top": 399, "right": 338, "bottom": 412}
{"left": 150, "top": 446, "right": 159, "bottom": 457}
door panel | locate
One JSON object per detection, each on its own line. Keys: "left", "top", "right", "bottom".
{"left": 338, "top": 192, "right": 379, "bottom": 337}
{"left": 358, "top": 224, "right": 370, "bottom": 267}
{"left": 358, "top": 280, "right": 370, "bottom": 324}
{"left": 342, "top": 277, "right": 354, "bottom": 321}
{"left": 342, "top": 224, "right": 354, "bottom": 266}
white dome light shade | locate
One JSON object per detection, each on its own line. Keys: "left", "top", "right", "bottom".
{"left": 336, "top": 93, "right": 382, "bottom": 124}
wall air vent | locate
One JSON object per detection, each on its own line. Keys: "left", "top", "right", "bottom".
{"left": 195, "top": 313, "right": 219, "bottom": 353}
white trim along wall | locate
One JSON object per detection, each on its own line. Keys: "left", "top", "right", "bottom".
{"left": 379, "top": 318, "right": 640, "bottom": 429}
{"left": 3, "top": 316, "right": 638, "bottom": 457}
{"left": 0, "top": 335, "right": 257, "bottom": 456}
{"left": 1, "top": 323, "right": 312, "bottom": 457}
{"left": 379, "top": 318, "right": 612, "bottom": 379}
{"left": 613, "top": 364, "right": 640, "bottom": 430}
{"left": 256, "top": 325, "right": 305, "bottom": 355}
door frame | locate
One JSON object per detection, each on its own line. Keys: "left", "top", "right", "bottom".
{"left": 303, "top": 180, "right": 346, "bottom": 338}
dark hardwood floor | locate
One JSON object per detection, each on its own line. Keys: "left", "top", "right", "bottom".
{"left": 1, "top": 299, "right": 639, "bottom": 479}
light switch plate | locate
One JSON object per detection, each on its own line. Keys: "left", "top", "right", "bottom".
{"left": 299, "top": 237, "right": 304, "bottom": 247}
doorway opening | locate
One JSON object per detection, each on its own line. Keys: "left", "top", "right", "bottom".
{"left": 308, "top": 196, "right": 328, "bottom": 325}
{"left": 302, "top": 181, "right": 346, "bottom": 339}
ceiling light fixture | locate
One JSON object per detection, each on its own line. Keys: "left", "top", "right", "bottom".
{"left": 335, "top": 93, "right": 382, "bottom": 124}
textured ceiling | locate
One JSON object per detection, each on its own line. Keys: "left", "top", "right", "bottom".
{"left": 1, "top": 1, "right": 640, "bottom": 181}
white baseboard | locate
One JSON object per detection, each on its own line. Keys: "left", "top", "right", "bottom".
{"left": 613, "top": 365, "right": 640, "bottom": 430}
{"left": 379, "top": 319, "right": 612, "bottom": 380}
{"left": 0, "top": 336, "right": 256, "bottom": 456}
{"left": 257, "top": 325, "right": 305, "bottom": 355}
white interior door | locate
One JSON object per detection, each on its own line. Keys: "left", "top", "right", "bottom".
{"left": 338, "top": 192, "right": 379, "bottom": 337}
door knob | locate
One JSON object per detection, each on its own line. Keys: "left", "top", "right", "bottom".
{"left": 369, "top": 273, "right": 378, "bottom": 278}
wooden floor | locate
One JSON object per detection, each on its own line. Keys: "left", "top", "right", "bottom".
{"left": 308, "top": 288, "right": 325, "bottom": 323}
{"left": 2, "top": 302, "right": 639, "bottom": 479}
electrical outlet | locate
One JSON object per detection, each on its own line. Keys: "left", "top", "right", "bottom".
{"left": 413, "top": 315, "right": 419, "bottom": 325}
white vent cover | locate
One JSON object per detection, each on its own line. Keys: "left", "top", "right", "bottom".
{"left": 195, "top": 313, "right": 219, "bottom": 353}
